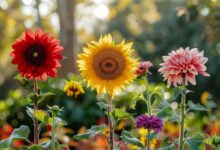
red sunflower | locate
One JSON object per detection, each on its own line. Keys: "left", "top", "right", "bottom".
{"left": 11, "top": 28, "right": 63, "bottom": 81}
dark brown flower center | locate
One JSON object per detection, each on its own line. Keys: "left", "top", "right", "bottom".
{"left": 93, "top": 50, "right": 125, "bottom": 80}
{"left": 25, "top": 45, "right": 47, "bottom": 66}
{"left": 70, "top": 87, "right": 78, "bottom": 92}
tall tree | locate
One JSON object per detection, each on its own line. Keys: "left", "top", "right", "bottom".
{"left": 57, "top": 0, "right": 76, "bottom": 75}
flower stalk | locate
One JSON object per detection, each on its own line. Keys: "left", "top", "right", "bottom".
{"left": 147, "top": 129, "right": 150, "bottom": 150}
{"left": 179, "top": 83, "right": 186, "bottom": 150}
{"left": 33, "top": 79, "right": 39, "bottom": 144}
{"left": 107, "top": 96, "right": 114, "bottom": 150}
{"left": 145, "top": 76, "right": 151, "bottom": 150}
{"left": 51, "top": 111, "right": 56, "bottom": 150}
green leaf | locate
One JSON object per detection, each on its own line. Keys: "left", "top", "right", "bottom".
{"left": 26, "top": 93, "right": 36, "bottom": 105}
{"left": 120, "top": 130, "right": 145, "bottom": 148}
{"left": 34, "top": 110, "right": 50, "bottom": 123}
{"left": 28, "top": 144, "right": 42, "bottom": 150}
{"left": 149, "top": 132, "right": 158, "bottom": 140}
{"left": 0, "top": 125, "right": 30, "bottom": 148}
{"left": 74, "top": 124, "right": 106, "bottom": 140}
{"left": 150, "top": 86, "right": 164, "bottom": 101}
{"left": 188, "top": 101, "right": 209, "bottom": 111}
{"left": 157, "top": 106, "right": 174, "bottom": 118}
{"left": 26, "top": 107, "right": 34, "bottom": 120}
{"left": 97, "top": 101, "right": 108, "bottom": 111}
{"left": 41, "top": 141, "right": 51, "bottom": 149}
{"left": 54, "top": 117, "right": 67, "bottom": 127}
{"left": 14, "top": 74, "right": 29, "bottom": 88}
{"left": 186, "top": 133, "right": 204, "bottom": 150}
{"left": 38, "top": 92, "right": 55, "bottom": 104}
{"left": 159, "top": 137, "right": 176, "bottom": 150}
{"left": 111, "top": 108, "right": 132, "bottom": 123}
{"left": 130, "top": 93, "right": 145, "bottom": 109}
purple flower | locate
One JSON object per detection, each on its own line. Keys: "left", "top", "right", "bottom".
{"left": 136, "top": 114, "right": 163, "bottom": 133}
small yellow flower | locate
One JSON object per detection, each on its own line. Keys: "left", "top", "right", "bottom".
{"left": 64, "top": 80, "right": 84, "bottom": 97}
{"left": 201, "top": 91, "right": 209, "bottom": 105}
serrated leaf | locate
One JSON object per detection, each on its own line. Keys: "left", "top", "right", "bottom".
{"left": 34, "top": 110, "right": 50, "bottom": 123}
{"left": 188, "top": 101, "right": 208, "bottom": 111}
{"left": 74, "top": 124, "right": 106, "bottom": 140}
{"left": 120, "top": 130, "right": 145, "bottom": 148}
{"left": 0, "top": 125, "right": 30, "bottom": 148}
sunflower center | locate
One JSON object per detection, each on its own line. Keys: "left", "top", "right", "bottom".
{"left": 93, "top": 50, "right": 125, "bottom": 80}
{"left": 25, "top": 45, "right": 46, "bottom": 66}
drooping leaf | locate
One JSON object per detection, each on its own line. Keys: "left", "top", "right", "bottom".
{"left": 74, "top": 124, "right": 106, "bottom": 140}
{"left": 120, "top": 130, "right": 145, "bottom": 148}
{"left": 0, "top": 125, "right": 30, "bottom": 148}
{"left": 130, "top": 93, "right": 145, "bottom": 109}
{"left": 150, "top": 86, "right": 165, "bottom": 102}
{"left": 188, "top": 101, "right": 209, "bottom": 111}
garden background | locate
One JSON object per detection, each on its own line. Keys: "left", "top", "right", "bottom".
{"left": 0, "top": 0, "right": 220, "bottom": 149}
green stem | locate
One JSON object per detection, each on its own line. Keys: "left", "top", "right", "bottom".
{"left": 147, "top": 129, "right": 150, "bottom": 150}
{"left": 144, "top": 76, "right": 151, "bottom": 116}
{"left": 33, "top": 79, "right": 39, "bottom": 144}
{"left": 107, "top": 95, "right": 114, "bottom": 150}
{"left": 52, "top": 112, "right": 56, "bottom": 150}
{"left": 179, "top": 83, "right": 186, "bottom": 150}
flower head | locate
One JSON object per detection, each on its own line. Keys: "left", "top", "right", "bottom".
{"left": 136, "top": 114, "right": 163, "bottom": 133}
{"left": 64, "top": 80, "right": 84, "bottom": 97}
{"left": 136, "top": 61, "right": 153, "bottom": 76}
{"left": 11, "top": 28, "right": 63, "bottom": 81}
{"left": 158, "top": 47, "right": 209, "bottom": 87}
{"left": 77, "top": 34, "right": 138, "bottom": 97}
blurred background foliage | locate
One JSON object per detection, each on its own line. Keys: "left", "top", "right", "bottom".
{"left": 0, "top": 0, "right": 220, "bottom": 149}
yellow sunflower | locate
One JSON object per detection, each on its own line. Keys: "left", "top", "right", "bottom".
{"left": 77, "top": 34, "right": 138, "bottom": 97}
{"left": 64, "top": 80, "right": 84, "bottom": 97}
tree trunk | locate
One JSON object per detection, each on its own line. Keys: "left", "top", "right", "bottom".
{"left": 56, "top": 0, "right": 76, "bottom": 75}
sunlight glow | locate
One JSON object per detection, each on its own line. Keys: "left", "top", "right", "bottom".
{"left": 94, "top": 4, "right": 109, "bottom": 19}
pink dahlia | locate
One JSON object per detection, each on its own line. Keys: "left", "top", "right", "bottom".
{"left": 158, "top": 47, "right": 209, "bottom": 87}
{"left": 135, "top": 61, "right": 153, "bottom": 76}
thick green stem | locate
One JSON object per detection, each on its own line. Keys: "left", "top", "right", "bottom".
{"left": 107, "top": 96, "right": 114, "bottom": 150}
{"left": 51, "top": 112, "right": 56, "bottom": 150}
{"left": 147, "top": 129, "right": 150, "bottom": 150}
{"left": 33, "top": 79, "right": 39, "bottom": 144}
{"left": 179, "top": 84, "right": 186, "bottom": 150}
